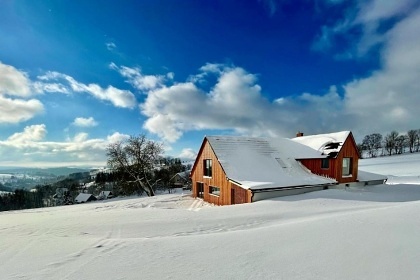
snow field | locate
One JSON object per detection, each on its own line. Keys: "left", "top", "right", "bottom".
{"left": 1, "top": 155, "right": 420, "bottom": 279}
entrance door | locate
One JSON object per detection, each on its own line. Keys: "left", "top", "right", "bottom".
{"left": 231, "top": 188, "right": 235, "bottom": 205}
{"left": 196, "top": 182, "right": 204, "bottom": 198}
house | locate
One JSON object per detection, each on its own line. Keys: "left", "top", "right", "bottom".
{"left": 191, "top": 131, "right": 383, "bottom": 206}
{"left": 98, "top": 191, "right": 114, "bottom": 200}
{"left": 169, "top": 171, "right": 191, "bottom": 189}
{"left": 291, "top": 131, "right": 360, "bottom": 184}
{"left": 74, "top": 193, "right": 97, "bottom": 203}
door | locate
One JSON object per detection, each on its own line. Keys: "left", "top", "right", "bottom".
{"left": 231, "top": 188, "right": 235, "bottom": 205}
{"left": 196, "top": 182, "right": 204, "bottom": 198}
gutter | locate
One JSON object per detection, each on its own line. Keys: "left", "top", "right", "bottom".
{"left": 251, "top": 183, "right": 335, "bottom": 193}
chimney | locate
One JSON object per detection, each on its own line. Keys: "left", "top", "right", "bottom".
{"left": 296, "top": 131, "right": 304, "bottom": 137}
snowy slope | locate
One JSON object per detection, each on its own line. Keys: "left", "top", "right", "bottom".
{"left": 1, "top": 155, "right": 420, "bottom": 279}
{"left": 360, "top": 153, "right": 420, "bottom": 184}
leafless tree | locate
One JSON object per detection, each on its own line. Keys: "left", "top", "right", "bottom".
{"left": 106, "top": 135, "right": 163, "bottom": 196}
{"left": 407, "top": 130, "right": 418, "bottom": 153}
{"left": 384, "top": 131, "right": 398, "bottom": 156}
{"left": 395, "top": 135, "right": 407, "bottom": 154}
{"left": 361, "top": 133, "right": 382, "bottom": 158}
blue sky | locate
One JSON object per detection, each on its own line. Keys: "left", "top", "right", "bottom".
{"left": 1, "top": 0, "right": 420, "bottom": 167}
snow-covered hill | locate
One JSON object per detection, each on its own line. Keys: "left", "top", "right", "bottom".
{"left": 1, "top": 155, "right": 420, "bottom": 279}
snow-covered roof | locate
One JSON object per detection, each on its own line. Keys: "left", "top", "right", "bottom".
{"left": 206, "top": 136, "right": 336, "bottom": 190}
{"left": 99, "top": 191, "right": 113, "bottom": 196}
{"left": 75, "top": 193, "right": 97, "bottom": 203}
{"left": 291, "top": 131, "right": 351, "bottom": 158}
{"left": 357, "top": 170, "right": 388, "bottom": 182}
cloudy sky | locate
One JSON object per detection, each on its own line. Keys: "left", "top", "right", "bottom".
{"left": 1, "top": 0, "right": 420, "bottom": 167}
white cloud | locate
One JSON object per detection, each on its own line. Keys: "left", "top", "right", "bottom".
{"left": 0, "top": 95, "right": 44, "bottom": 123}
{"left": 72, "top": 117, "right": 98, "bottom": 127}
{"left": 0, "top": 125, "right": 130, "bottom": 167}
{"left": 32, "top": 81, "right": 69, "bottom": 94}
{"left": 73, "top": 132, "right": 89, "bottom": 143}
{"left": 38, "top": 71, "right": 137, "bottom": 108}
{"left": 313, "top": 0, "right": 418, "bottom": 58}
{"left": 106, "top": 42, "right": 116, "bottom": 51}
{"left": 8, "top": 124, "right": 47, "bottom": 143}
{"left": 107, "top": 132, "right": 130, "bottom": 143}
{"left": 343, "top": 7, "right": 420, "bottom": 134}
{"left": 110, "top": 63, "right": 166, "bottom": 91}
{"left": 139, "top": 2, "right": 420, "bottom": 144}
{"left": 0, "top": 62, "right": 44, "bottom": 123}
{"left": 0, "top": 61, "right": 31, "bottom": 97}
{"left": 355, "top": 0, "right": 416, "bottom": 23}
{"left": 140, "top": 65, "right": 278, "bottom": 142}
{"left": 178, "top": 148, "right": 197, "bottom": 160}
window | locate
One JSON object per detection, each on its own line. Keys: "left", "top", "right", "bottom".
{"left": 209, "top": 186, "right": 220, "bottom": 196}
{"left": 321, "top": 158, "right": 329, "bottom": 169}
{"left": 342, "top": 157, "right": 352, "bottom": 176}
{"left": 203, "top": 159, "right": 212, "bottom": 177}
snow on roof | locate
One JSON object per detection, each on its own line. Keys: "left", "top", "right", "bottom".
{"left": 99, "top": 191, "right": 113, "bottom": 196}
{"left": 291, "top": 131, "right": 351, "bottom": 158}
{"left": 75, "top": 193, "right": 96, "bottom": 202}
{"left": 357, "top": 170, "right": 388, "bottom": 182}
{"left": 206, "top": 136, "right": 335, "bottom": 190}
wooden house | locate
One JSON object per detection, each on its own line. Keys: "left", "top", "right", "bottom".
{"left": 169, "top": 171, "right": 191, "bottom": 189}
{"left": 292, "top": 131, "right": 360, "bottom": 184}
{"left": 190, "top": 131, "right": 365, "bottom": 206}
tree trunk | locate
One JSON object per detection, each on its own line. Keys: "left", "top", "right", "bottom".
{"left": 138, "top": 180, "right": 155, "bottom": 197}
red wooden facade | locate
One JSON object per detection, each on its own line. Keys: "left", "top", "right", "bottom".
{"left": 190, "top": 138, "right": 252, "bottom": 205}
{"left": 298, "top": 132, "right": 360, "bottom": 184}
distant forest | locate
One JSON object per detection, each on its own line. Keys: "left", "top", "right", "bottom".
{"left": 357, "top": 129, "right": 420, "bottom": 158}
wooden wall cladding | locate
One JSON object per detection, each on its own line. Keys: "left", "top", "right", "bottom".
{"left": 191, "top": 139, "right": 237, "bottom": 205}
{"left": 299, "top": 135, "right": 359, "bottom": 184}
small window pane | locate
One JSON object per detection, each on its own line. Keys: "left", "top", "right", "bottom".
{"left": 342, "top": 157, "right": 351, "bottom": 176}
{"left": 203, "top": 159, "right": 212, "bottom": 177}
{"left": 209, "top": 186, "right": 220, "bottom": 196}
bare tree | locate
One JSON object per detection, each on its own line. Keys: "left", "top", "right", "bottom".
{"left": 395, "top": 135, "right": 407, "bottom": 154}
{"left": 407, "top": 130, "right": 418, "bottom": 153}
{"left": 384, "top": 131, "right": 398, "bottom": 156}
{"left": 361, "top": 133, "right": 382, "bottom": 158}
{"left": 106, "top": 135, "right": 163, "bottom": 196}
{"left": 417, "top": 129, "right": 420, "bottom": 152}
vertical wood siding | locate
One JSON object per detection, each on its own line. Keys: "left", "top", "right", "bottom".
{"left": 231, "top": 184, "right": 250, "bottom": 204}
{"left": 299, "top": 134, "right": 359, "bottom": 184}
{"left": 191, "top": 139, "right": 248, "bottom": 205}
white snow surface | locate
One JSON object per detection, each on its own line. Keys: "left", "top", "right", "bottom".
{"left": 360, "top": 152, "right": 420, "bottom": 184}
{"left": 2, "top": 155, "right": 420, "bottom": 279}
{"left": 207, "top": 136, "right": 334, "bottom": 189}
{"left": 292, "top": 131, "right": 350, "bottom": 156}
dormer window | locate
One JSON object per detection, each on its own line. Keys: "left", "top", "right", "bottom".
{"left": 204, "top": 159, "right": 212, "bottom": 177}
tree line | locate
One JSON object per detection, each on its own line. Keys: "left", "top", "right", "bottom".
{"left": 0, "top": 182, "right": 63, "bottom": 211}
{"left": 358, "top": 129, "right": 420, "bottom": 158}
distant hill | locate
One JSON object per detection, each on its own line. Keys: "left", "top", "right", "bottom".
{"left": 0, "top": 167, "right": 91, "bottom": 177}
